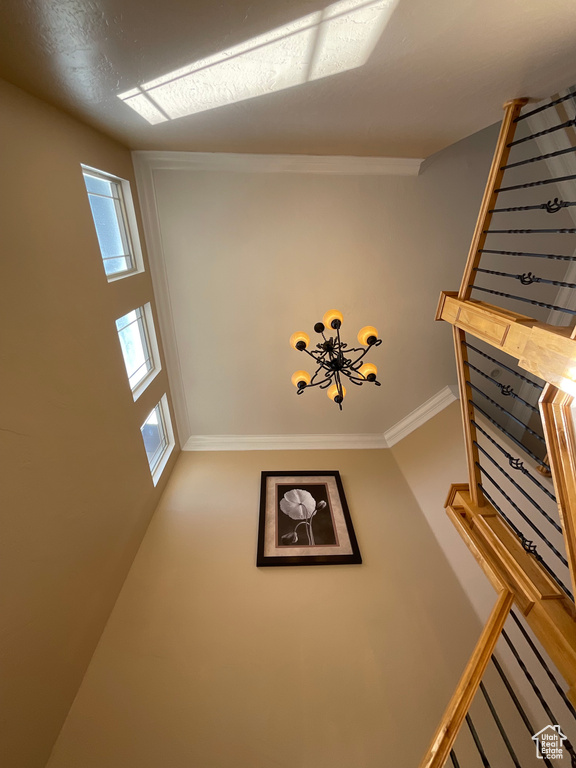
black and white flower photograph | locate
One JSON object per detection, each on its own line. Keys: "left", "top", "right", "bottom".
{"left": 277, "top": 485, "right": 336, "bottom": 547}
{"left": 257, "top": 471, "right": 361, "bottom": 567}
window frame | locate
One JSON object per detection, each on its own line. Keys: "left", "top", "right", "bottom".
{"left": 81, "top": 164, "right": 145, "bottom": 282}
{"left": 115, "top": 302, "right": 161, "bottom": 401}
{"left": 140, "top": 395, "right": 175, "bottom": 486}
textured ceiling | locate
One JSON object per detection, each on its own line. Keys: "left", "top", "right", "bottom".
{"left": 2, "top": 0, "right": 576, "bottom": 157}
{"left": 3, "top": 1, "right": 576, "bottom": 440}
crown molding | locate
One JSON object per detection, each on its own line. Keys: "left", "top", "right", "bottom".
{"left": 183, "top": 433, "right": 389, "bottom": 451}
{"left": 182, "top": 385, "right": 459, "bottom": 451}
{"left": 383, "top": 385, "right": 459, "bottom": 447}
{"left": 133, "top": 154, "right": 192, "bottom": 443}
{"left": 132, "top": 150, "right": 423, "bottom": 176}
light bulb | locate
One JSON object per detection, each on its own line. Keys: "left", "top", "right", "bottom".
{"left": 289, "top": 331, "right": 310, "bottom": 350}
{"left": 357, "top": 326, "right": 378, "bottom": 346}
{"left": 358, "top": 363, "right": 377, "bottom": 381}
{"left": 291, "top": 370, "right": 311, "bottom": 388}
{"left": 327, "top": 383, "right": 346, "bottom": 402}
{"left": 322, "top": 309, "right": 343, "bottom": 330}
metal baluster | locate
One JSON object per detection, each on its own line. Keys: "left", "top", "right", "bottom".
{"left": 465, "top": 713, "right": 491, "bottom": 767}
{"left": 495, "top": 175, "right": 576, "bottom": 194}
{"left": 474, "top": 442, "right": 562, "bottom": 533}
{"left": 463, "top": 342, "right": 543, "bottom": 390}
{"left": 449, "top": 749, "right": 460, "bottom": 768}
{"left": 474, "top": 268, "right": 576, "bottom": 290}
{"left": 480, "top": 249, "right": 576, "bottom": 262}
{"left": 485, "top": 227, "right": 576, "bottom": 234}
{"left": 470, "top": 400, "right": 549, "bottom": 469}
{"left": 472, "top": 420, "right": 556, "bottom": 502}
{"left": 465, "top": 361, "right": 539, "bottom": 412}
{"left": 515, "top": 93, "right": 576, "bottom": 122}
{"left": 492, "top": 655, "right": 555, "bottom": 768}
{"left": 490, "top": 198, "right": 576, "bottom": 212}
{"left": 501, "top": 629, "right": 576, "bottom": 767}
{"left": 468, "top": 383, "right": 546, "bottom": 443}
{"left": 477, "top": 466, "right": 569, "bottom": 566}
{"left": 472, "top": 286, "right": 576, "bottom": 316}
{"left": 480, "top": 485, "right": 573, "bottom": 599}
{"left": 509, "top": 610, "right": 576, "bottom": 721}
{"left": 507, "top": 119, "right": 576, "bottom": 147}
{"left": 479, "top": 681, "right": 522, "bottom": 768}
{"left": 502, "top": 146, "right": 576, "bottom": 170}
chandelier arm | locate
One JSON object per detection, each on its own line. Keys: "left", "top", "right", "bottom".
{"left": 343, "top": 367, "right": 382, "bottom": 384}
{"left": 303, "top": 347, "right": 324, "bottom": 361}
{"left": 348, "top": 340, "right": 382, "bottom": 368}
{"left": 341, "top": 370, "right": 367, "bottom": 385}
{"left": 309, "top": 368, "right": 333, "bottom": 387}
{"left": 303, "top": 347, "right": 332, "bottom": 372}
{"left": 348, "top": 349, "right": 372, "bottom": 367}
{"left": 334, "top": 369, "right": 344, "bottom": 411}
{"left": 299, "top": 378, "right": 332, "bottom": 392}
{"left": 348, "top": 339, "right": 382, "bottom": 355}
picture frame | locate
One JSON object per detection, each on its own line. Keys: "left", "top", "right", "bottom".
{"left": 257, "top": 471, "right": 362, "bottom": 567}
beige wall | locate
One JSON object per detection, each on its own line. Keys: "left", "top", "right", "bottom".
{"left": 47, "top": 449, "right": 481, "bottom": 768}
{"left": 391, "top": 401, "right": 496, "bottom": 621}
{"left": 0, "top": 78, "right": 179, "bottom": 768}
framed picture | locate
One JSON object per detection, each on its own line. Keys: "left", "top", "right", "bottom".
{"left": 257, "top": 471, "right": 362, "bottom": 567}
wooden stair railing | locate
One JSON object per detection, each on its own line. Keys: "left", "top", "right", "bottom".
{"left": 419, "top": 585, "right": 514, "bottom": 768}
{"left": 458, "top": 99, "right": 528, "bottom": 302}
{"left": 419, "top": 485, "right": 576, "bottom": 767}
{"left": 420, "top": 91, "right": 576, "bottom": 766}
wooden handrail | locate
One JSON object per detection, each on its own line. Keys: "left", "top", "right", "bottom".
{"left": 419, "top": 480, "right": 576, "bottom": 767}
{"left": 437, "top": 291, "right": 576, "bottom": 601}
{"left": 436, "top": 292, "right": 576, "bottom": 397}
{"left": 540, "top": 384, "right": 576, "bottom": 599}
{"left": 458, "top": 98, "right": 527, "bottom": 300}
{"left": 453, "top": 327, "right": 485, "bottom": 506}
{"left": 418, "top": 588, "right": 514, "bottom": 768}
{"left": 446, "top": 485, "right": 576, "bottom": 704}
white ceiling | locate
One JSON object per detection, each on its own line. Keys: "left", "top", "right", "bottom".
{"left": 134, "top": 125, "right": 496, "bottom": 441}
{"left": 1, "top": 0, "right": 576, "bottom": 157}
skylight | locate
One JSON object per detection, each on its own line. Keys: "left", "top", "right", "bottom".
{"left": 118, "top": 0, "right": 397, "bottom": 123}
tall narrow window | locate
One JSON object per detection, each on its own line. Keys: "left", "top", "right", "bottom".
{"left": 115, "top": 303, "right": 160, "bottom": 399}
{"left": 141, "top": 395, "right": 174, "bottom": 484}
{"left": 81, "top": 166, "right": 143, "bottom": 280}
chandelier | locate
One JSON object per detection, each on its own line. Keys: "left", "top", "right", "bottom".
{"left": 290, "top": 309, "right": 381, "bottom": 410}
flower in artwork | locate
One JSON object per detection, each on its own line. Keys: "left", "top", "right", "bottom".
{"left": 280, "top": 489, "right": 316, "bottom": 520}
{"left": 280, "top": 489, "right": 325, "bottom": 546}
